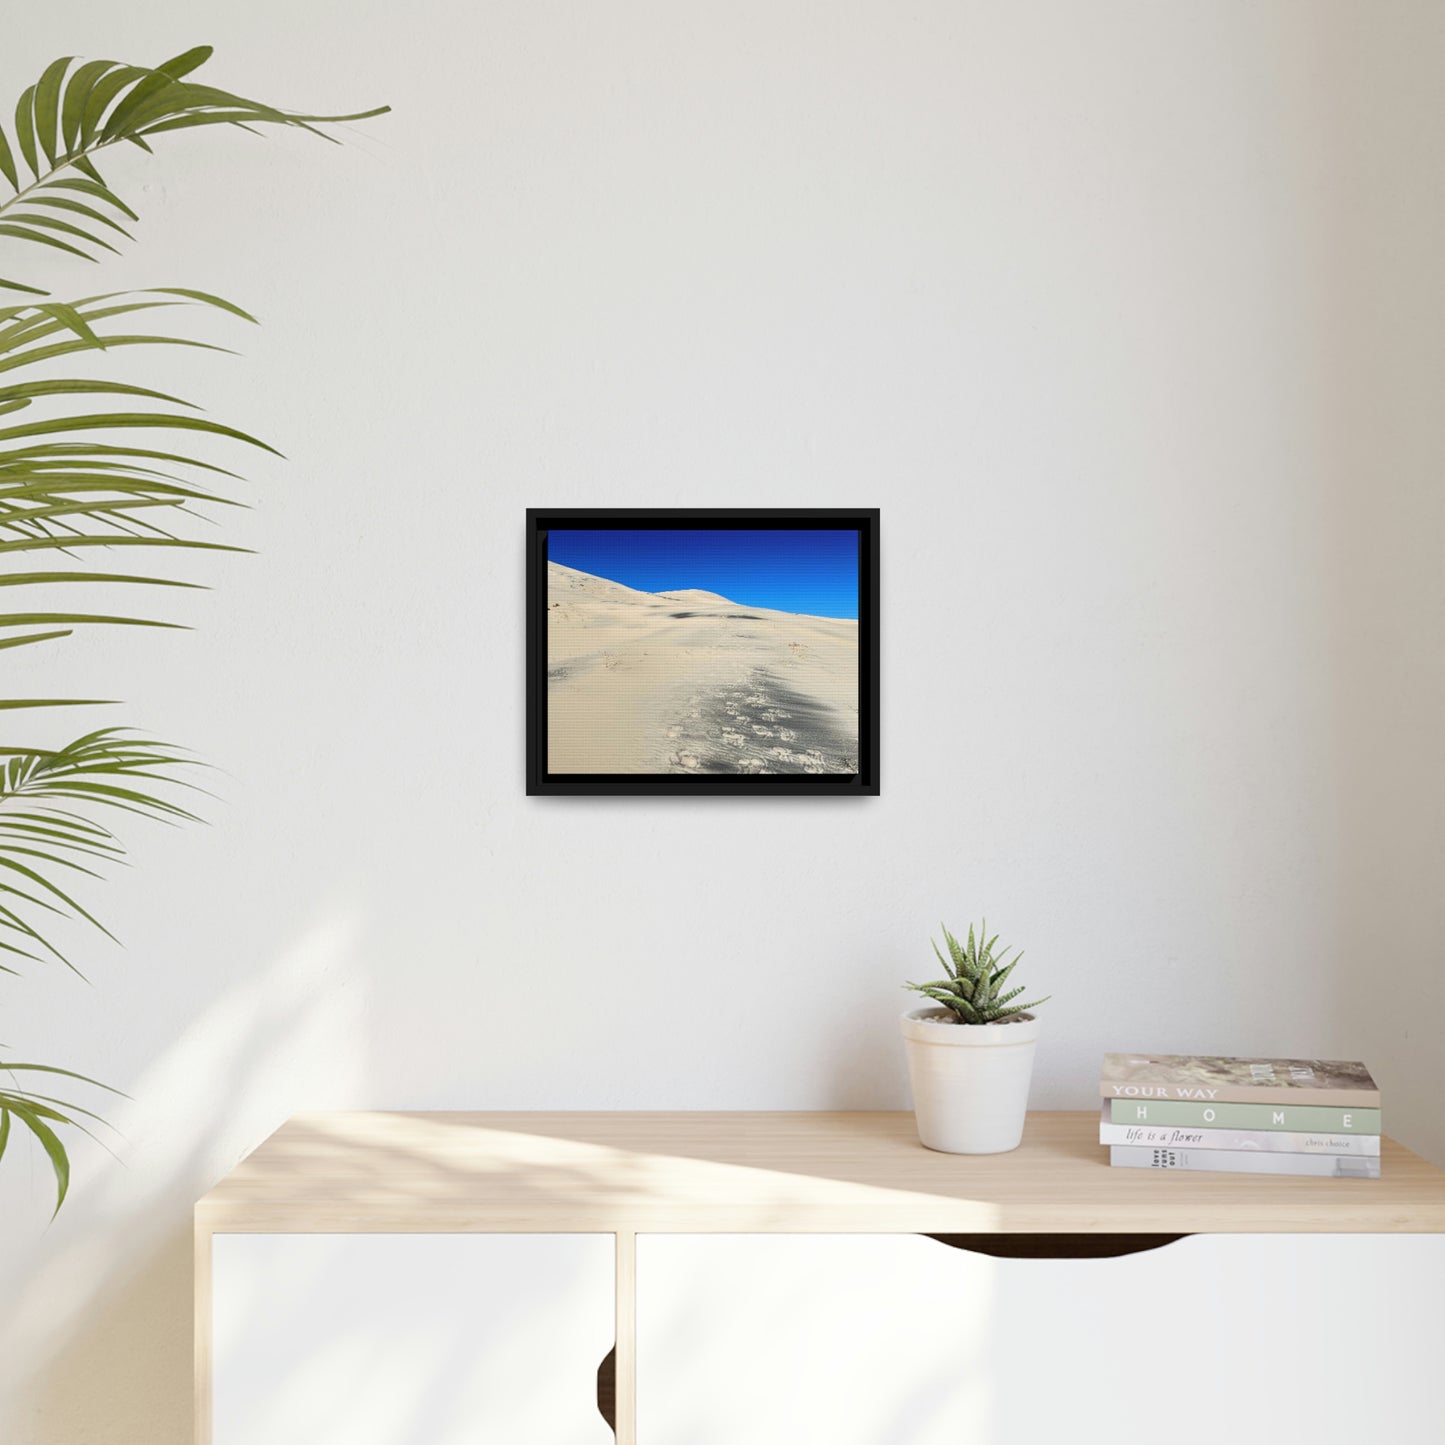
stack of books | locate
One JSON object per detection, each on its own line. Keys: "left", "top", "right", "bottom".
{"left": 1100, "top": 1053, "right": 1381, "bottom": 1179}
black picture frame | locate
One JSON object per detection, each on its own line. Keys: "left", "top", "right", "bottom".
{"left": 526, "top": 507, "right": 880, "bottom": 796}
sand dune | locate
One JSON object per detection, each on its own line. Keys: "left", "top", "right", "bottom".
{"left": 654, "top": 587, "right": 735, "bottom": 604}
{"left": 546, "top": 562, "right": 860, "bottom": 775}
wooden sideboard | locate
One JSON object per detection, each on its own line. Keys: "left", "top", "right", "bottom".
{"left": 196, "top": 1111, "right": 1445, "bottom": 1445}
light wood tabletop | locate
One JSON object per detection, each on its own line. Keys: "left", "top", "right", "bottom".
{"left": 194, "top": 1109, "right": 1445, "bottom": 1235}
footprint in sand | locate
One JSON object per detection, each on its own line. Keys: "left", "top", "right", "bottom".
{"left": 768, "top": 747, "right": 796, "bottom": 763}
{"left": 737, "top": 757, "right": 769, "bottom": 774}
{"left": 669, "top": 752, "right": 700, "bottom": 769}
{"left": 779, "top": 728, "right": 796, "bottom": 742}
{"left": 722, "top": 730, "right": 745, "bottom": 747}
{"left": 760, "top": 709, "right": 792, "bottom": 722}
{"left": 745, "top": 693, "right": 768, "bottom": 706}
{"left": 752, "top": 725, "right": 773, "bottom": 738}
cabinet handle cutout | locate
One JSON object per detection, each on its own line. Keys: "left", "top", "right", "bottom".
{"left": 597, "top": 1344, "right": 616, "bottom": 1434}
{"left": 925, "top": 1233, "right": 1188, "bottom": 1260}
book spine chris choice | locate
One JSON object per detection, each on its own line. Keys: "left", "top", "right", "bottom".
{"left": 1108, "top": 1099, "right": 1381, "bottom": 1134}
{"left": 1110, "top": 1146, "right": 1381, "bottom": 1179}
{"left": 1098, "top": 1120, "right": 1380, "bottom": 1156}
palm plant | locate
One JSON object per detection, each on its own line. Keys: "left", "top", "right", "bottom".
{"left": 0, "top": 46, "right": 386, "bottom": 1211}
{"left": 906, "top": 922, "right": 1050, "bottom": 1025}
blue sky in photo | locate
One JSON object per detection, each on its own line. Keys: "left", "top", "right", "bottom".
{"left": 547, "top": 528, "right": 860, "bottom": 619}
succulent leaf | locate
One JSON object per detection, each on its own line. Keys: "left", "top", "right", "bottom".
{"left": 931, "top": 937, "right": 955, "bottom": 980}
{"left": 942, "top": 924, "right": 965, "bottom": 972}
{"left": 915, "top": 923, "right": 1047, "bottom": 1025}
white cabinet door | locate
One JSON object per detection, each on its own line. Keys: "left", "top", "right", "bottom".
{"left": 637, "top": 1232, "right": 1445, "bottom": 1445}
{"left": 213, "top": 1233, "right": 614, "bottom": 1445}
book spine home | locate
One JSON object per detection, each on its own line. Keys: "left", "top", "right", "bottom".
{"left": 1098, "top": 1120, "right": 1380, "bottom": 1156}
{"left": 1108, "top": 1099, "right": 1381, "bottom": 1133}
{"left": 1110, "top": 1146, "right": 1381, "bottom": 1179}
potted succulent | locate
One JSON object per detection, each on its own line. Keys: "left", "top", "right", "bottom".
{"left": 901, "top": 923, "right": 1050, "bottom": 1155}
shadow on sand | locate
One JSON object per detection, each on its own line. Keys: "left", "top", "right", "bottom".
{"left": 668, "top": 667, "right": 858, "bottom": 776}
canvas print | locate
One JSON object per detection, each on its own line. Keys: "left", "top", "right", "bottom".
{"left": 527, "top": 510, "right": 878, "bottom": 795}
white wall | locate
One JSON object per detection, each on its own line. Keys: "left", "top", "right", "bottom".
{"left": 1, "top": 3, "right": 1442, "bottom": 1441}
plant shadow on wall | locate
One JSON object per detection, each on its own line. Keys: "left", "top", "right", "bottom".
{"left": 0, "top": 46, "right": 386, "bottom": 1210}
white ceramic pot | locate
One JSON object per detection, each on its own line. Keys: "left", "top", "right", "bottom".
{"left": 900, "top": 1007, "right": 1040, "bottom": 1154}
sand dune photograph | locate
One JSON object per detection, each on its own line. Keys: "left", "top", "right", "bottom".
{"left": 528, "top": 514, "right": 878, "bottom": 792}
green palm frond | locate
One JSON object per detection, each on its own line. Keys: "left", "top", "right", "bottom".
{"left": 0, "top": 46, "right": 388, "bottom": 293}
{"left": 0, "top": 44, "right": 386, "bottom": 1210}
{"left": 0, "top": 727, "right": 201, "bottom": 1207}
{"left": 0, "top": 287, "right": 265, "bottom": 662}
{"left": 0, "top": 1059, "right": 125, "bottom": 1214}
{"left": 0, "top": 728, "right": 199, "bottom": 975}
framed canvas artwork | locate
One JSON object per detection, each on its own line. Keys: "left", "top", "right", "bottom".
{"left": 526, "top": 508, "right": 879, "bottom": 795}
